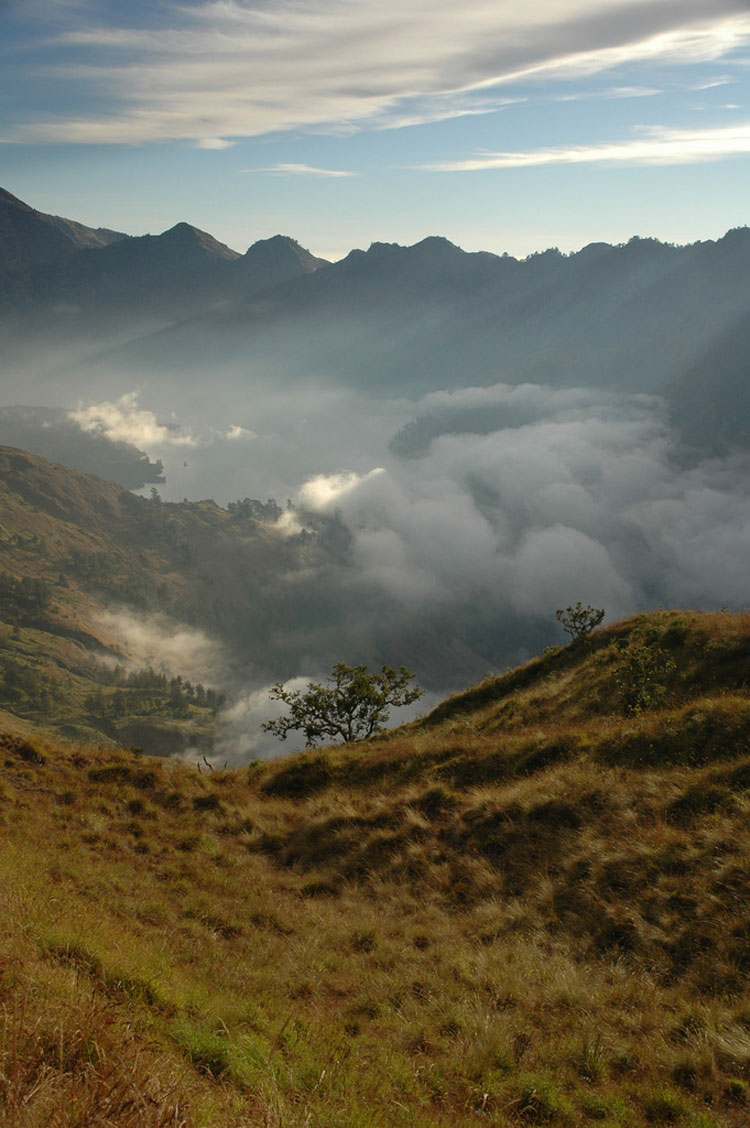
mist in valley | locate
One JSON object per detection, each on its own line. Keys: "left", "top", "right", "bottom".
{"left": 3, "top": 323, "right": 749, "bottom": 760}
{"left": 2, "top": 199, "right": 750, "bottom": 759}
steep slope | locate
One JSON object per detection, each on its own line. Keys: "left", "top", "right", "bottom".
{"left": 0, "top": 447, "right": 490, "bottom": 751}
{"left": 669, "top": 307, "right": 750, "bottom": 453}
{"left": 0, "top": 446, "right": 288, "bottom": 751}
{"left": 2, "top": 610, "right": 750, "bottom": 1126}
{"left": 1, "top": 221, "right": 241, "bottom": 318}
{"left": 0, "top": 186, "right": 127, "bottom": 273}
{"left": 0, "top": 188, "right": 329, "bottom": 327}
{"left": 234, "top": 233, "right": 329, "bottom": 297}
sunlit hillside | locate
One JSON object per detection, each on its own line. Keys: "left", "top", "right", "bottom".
{"left": 2, "top": 609, "right": 750, "bottom": 1126}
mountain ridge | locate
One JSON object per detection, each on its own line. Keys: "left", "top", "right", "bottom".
{"left": 0, "top": 186, "right": 128, "bottom": 274}
{"left": 2, "top": 186, "right": 750, "bottom": 456}
{"left": 0, "top": 187, "right": 329, "bottom": 320}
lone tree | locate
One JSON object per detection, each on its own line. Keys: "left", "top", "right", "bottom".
{"left": 556, "top": 602, "right": 605, "bottom": 642}
{"left": 262, "top": 662, "right": 424, "bottom": 746}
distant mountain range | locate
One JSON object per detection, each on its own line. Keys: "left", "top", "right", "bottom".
{"left": 1, "top": 186, "right": 749, "bottom": 452}
{"left": 0, "top": 187, "right": 327, "bottom": 320}
{"left": 0, "top": 186, "right": 127, "bottom": 273}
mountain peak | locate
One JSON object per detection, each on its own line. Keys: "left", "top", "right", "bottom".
{"left": 239, "top": 234, "right": 328, "bottom": 286}
{"left": 0, "top": 186, "right": 129, "bottom": 273}
{"left": 159, "top": 222, "right": 239, "bottom": 259}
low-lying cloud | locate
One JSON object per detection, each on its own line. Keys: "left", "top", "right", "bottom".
{"left": 12, "top": 368, "right": 750, "bottom": 765}
{"left": 70, "top": 391, "right": 198, "bottom": 450}
{"left": 94, "top": 607, "right": 229, "bottom": 686}
{"left": 296, "top": 382, "right": 750, "bottom": 621}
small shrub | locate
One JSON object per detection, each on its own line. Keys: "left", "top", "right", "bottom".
{"left": 416, "top": 786, "right": 456, "bottom": 818}
{"left": 260, "top": 754, "right": 332, "bottom": 798}
{"left": 88, "top": 763, "right": 132, "bottom": 784}
{"left": 614, "top": 634, "right": 675, "bottom": 714}
{"left": 726, "top": 1078, "right": 748, "bottom": 1103}
{"left": 350, "top": 930, "right": 376, "bottom": 953}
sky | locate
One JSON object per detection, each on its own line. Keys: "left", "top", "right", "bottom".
{"left": 1, "top": 0, "right": 749, "bottom": 260}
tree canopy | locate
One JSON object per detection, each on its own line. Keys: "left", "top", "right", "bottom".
{"left": 262, "top": 663, "right": 424, "bottom": 746}
{"left": 556, "top": 602, "right": 605, "bottom": 642}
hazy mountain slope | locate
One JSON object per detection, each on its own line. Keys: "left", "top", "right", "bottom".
{"left": 1, "top": 228, "right": 328, "bottom": 327}
{"left": 109, "top": 228, "right": 750, "bottom": 421}
{"left": 234, "top": 233, "right": 329, "bottom": 297}
{"left": 0, "top": 446, "right": 282, "bottom": 751}
{"left": 0, "top": 186, "right": 127, "bottom": 274}
{"left": 0, "top": 405, "right": 165, "bottom": 488}
{"left": 2, "top": 188, "right": 748, "bottom": 454}
{"left": 2, "top": 609, "right": 750, "bottom": 1126}
{"left": 0, "top": 188, "right": 329, "bottom": 328}
{"left": 669, "top": 308, "right": 750, "bottom": 453}
{"left": 0, "top": 447, "right": 491, "bottom": 751}
{"left": 1, "top": 222, "right": 241, "bottom": 317}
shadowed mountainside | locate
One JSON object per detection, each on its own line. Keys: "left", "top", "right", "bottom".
{"left": 0, "top": 405, "right": 165, "bottom": 489}
{"left": 1, "top": 187, "right": 749, "bottom": 453}
{"left": 0, "top": 447, "right": 490, "bottom": 752}
{"left": 0, "top": 186, "right": 127, "bottom": 274}
{"left": 0, "top": 187, "right": 328, "bottom": 323}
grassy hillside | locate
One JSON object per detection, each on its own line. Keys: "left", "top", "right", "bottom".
{"left": 0, "top": 445, "right": 492, "bottom": 752}
{"left": 0, "top": 446, "right": 324, "bottom": 752}
{"left": 2, "top": 609, "right": 750, "bottom": 1126}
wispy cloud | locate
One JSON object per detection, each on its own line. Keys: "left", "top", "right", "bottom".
{"left": 195, "top": 137, "right": 234, "bottom": 150}
{"left": 554, "top": 85, "right": 661, "bottom": 103}
{"left": 691, "top": 76, "right": 732, "bottom": 89}
{"left": 5, "top": 2, "right": 750, "bottom": 144}
{"left": 423, "top": 121, "right": 750, "bottom": 171}
{"left": 258, "top": 163, "right": 356, "bottom": 178}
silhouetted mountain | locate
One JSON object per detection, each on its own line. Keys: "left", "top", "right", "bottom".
{"left": 120, "top": 228, "right": 750, "bottom": 447}
{"left": 237, "top": 234, "right": 328, "bottom": 295}
{"left": 1, "top": 186, "right": 749, "bottom": 452}
{"left": 0, "top": 188, "right": 328, "bottom": 323}
{"left": 0, "top": 186, "right": 127, "bottom": 274}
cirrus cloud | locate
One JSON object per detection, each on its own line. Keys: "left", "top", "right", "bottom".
{"left": 4, "top": 2, "right": 750, "bottom": 145}
{"left": 424, "top": 121, "right": 750, "bottom": 171}
{"left": 258, "top": 163, "right": 356, "bottom": 177}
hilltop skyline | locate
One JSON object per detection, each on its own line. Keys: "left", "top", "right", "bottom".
{"left": 1, "top": 1, "right": 749, "bottom": 260}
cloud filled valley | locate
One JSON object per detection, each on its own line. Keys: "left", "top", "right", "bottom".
{"left": 8, "top": 372, "right": 746, "bottom": 762}
{"left": 2, "top": 188, "right": 750, "bottom": 759}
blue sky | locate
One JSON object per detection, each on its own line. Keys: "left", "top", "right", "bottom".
{"left": 1, "top": 0, "right": 749, "bottom": 259}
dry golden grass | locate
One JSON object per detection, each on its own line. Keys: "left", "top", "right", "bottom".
{"left": 1, "top": 610, "right": 750, "bottom": 1125}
